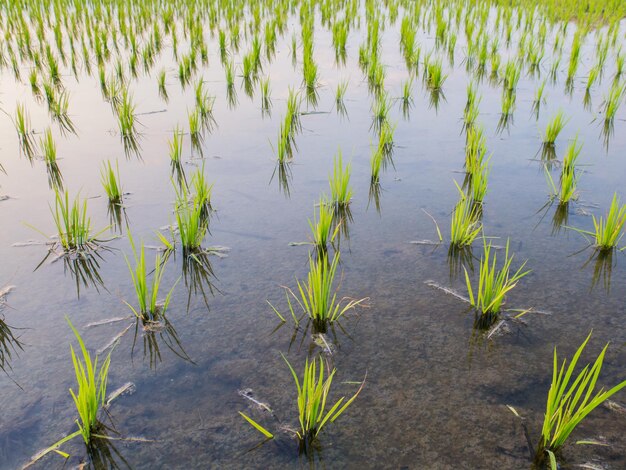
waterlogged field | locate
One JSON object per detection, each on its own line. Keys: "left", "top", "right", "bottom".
{"left": 2, "top": 0, "right": 626, "bottom": 468}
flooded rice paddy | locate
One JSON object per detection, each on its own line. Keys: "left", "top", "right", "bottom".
{"left": 1, "top": 0, "right": 626, "bottom": 468}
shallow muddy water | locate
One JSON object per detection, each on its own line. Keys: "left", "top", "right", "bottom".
{"left": 1, "top": 2, "right": 626, "bottom": 469}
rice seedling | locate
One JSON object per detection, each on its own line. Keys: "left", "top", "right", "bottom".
{"left": 49, "top": 90, "right": 77, "bottom": 136}
{"left": 241, "top": 354, "right": 365, "bottom": 451}
{"left": 450, "top": 190, "right": 482, "bottom": 248}
{"left": 465, "top": 125, "right": 487, "bottom": 174}
{"left": 40, "top": 128, "right": 63, "bottom": 189}
{"left": 66, "top": 316, "right": 112, "bottom": 444}
{"left": 174, "top": 182, "right": 210, "bottom": 253}
{"left": 468, "top": 157, "right": 491, "bottom": 204}
{"left": 225, "top": 60, "right": 238, "bottom": 108}
{"left": 188, "top": 108, "right": 203, "bottom": 157}
{"left": 425, "top": 58, "right": 447, "bottom": 90}
{"left": 464, "top": 239, "right": 530, "bottom": 326}
{"left": 545, "top": 138, "right": 581, "bottom": 206}
{"left": 14, "top": 103, "right": 37, "bottom": 160}
{"left": 190, "top": 164, "right": 213, "bottom": 220}
{"left": 195, "top": 81, "right": 217, "bottom": 133}
{"left": 284, "top": 354, "right": 363, "bottom": 446}
{"left": 535, "top": 332, "right": 626, "bottom": 468}
{"left": 371, "top": 92, "right": 391, "bottom": 133}
{"left": 277, "top": 252, "right": 366, "bottom": 331}
{"left": 116, "top": 89, "right": 140, "bottom": 156}
{"left": 329, "top": 151, "right": 353, "bottom": 208}
{"left": 602, "top": 80, "right": 625, "bottom": 124}
{"left": 157, "top": 69, "right": 168, "bottom": 102}
{"left": 335, "top": 79, "right": 348, "bottom": 116}
{"left": 124, "top": 232, "right": 176, "bottom": 321}
{"left": 47, "top": 190, "right": 105, "bottom": 252}
{"left": 569, "top": 193, "right": 626, "bottom": 252}
{"left": 503, "top": 60, "right": 521, "bottom": 93}
{"left": 260, "top": 77, "right": 272, "bottom": 112}
{"left": 169, "top": 126, "right": 184, "bottom": 166}
{"left": 278, "top": 87, "right": 297, "bottom": 127}
{"left": 27, "top": 315, "right": 113, "bottom": 464}
{"left": 302, "top": 55, "right": 319, "bottom": 106}
{"left": 532, "top": 79, "right": 547, "bottom": 118}
{"left": 543, "top": 110, "right": 568, "bottom": 146}
{"left": 100, "top": 160, "right": 123, "bottom": 205}
{"left": 309, "top": 198, "right": 339, "bottom": 256}
{"left": 370, "top": 140, "right": 385, "bottom": 184}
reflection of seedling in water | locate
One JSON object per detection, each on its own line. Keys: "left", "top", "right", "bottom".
{"left": 526, "top": 332, "right": 626, "bottom": 469}
{"left": 240, "top": 354, "right": 365, "bottom": 455}
{"left": 132, "top": 315, "right": 194, "bottom": 370}
{"left": 464, "top": 239, "right": 530, "bottom": 328}
{"left": 188, "top": 108, "right": 203, "bottom": 157}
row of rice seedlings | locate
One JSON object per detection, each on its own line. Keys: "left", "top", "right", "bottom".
{"left": 536, "top": 332, "right": 626, "bottom": 468}
{"left": 124, "top": 232, "right": 176, "bottom": 321}
{"left": 464, "top": 238, "right": 530, "bottom": 327}
{"left": 241, "top": 353, "right": 364, "bottom": 451}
